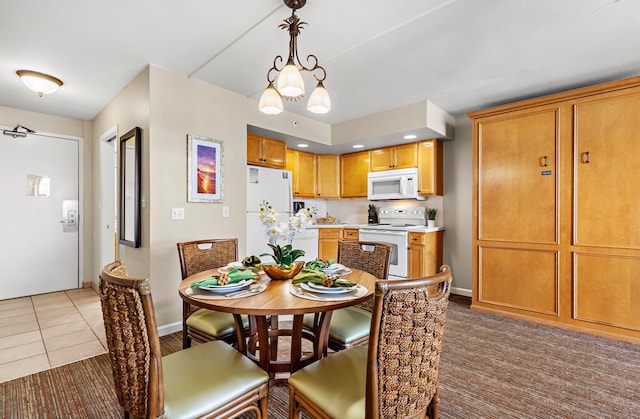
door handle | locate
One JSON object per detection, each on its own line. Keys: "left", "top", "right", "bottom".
{"left": 581, "top": 151, "right": 590, "bottom": 164}
{"left": 61, "top": 201, "right": 79, "bottom": 233}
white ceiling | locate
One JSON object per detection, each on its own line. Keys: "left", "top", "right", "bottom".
{"left": 2, "top": 0, "right": 640, "bottom": 132}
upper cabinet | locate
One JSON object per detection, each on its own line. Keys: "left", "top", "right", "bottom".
{"left": 417, "top": 139, "right": 443, "bottom": 196}
{"left": 316, "top": 155, "right": 340, "bottom": 199}
{"left": 340, "top": 151, "right": 370, "bottom": 197}
{"left": 370, "top": 143, "right": 418, "bottom": 171}
{"left": 248, "top": 133, "right": 443, "bottom": 199}
{"left": 286, "top": 149, "right": 317, "bottom": 198}
{"left": 247, "top": 133, "right": 287, "bottom": 168}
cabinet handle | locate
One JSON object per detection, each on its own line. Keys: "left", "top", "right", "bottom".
{"left": 581, "top": 151, "right": 590, "bottom": 164}
{"left": 540, "top": 156, "right": 548, "bottom": 167}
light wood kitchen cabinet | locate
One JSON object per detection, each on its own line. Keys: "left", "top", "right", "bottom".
{"left": 247, "top": 133, "right": 287, "bottom": 168}
{"left": 469, "top": 75, "right": 640, "bottom": 344}
{"left": 343, "top": 228, "right": 359, "bottom": 241}
{"left": 369, "top": 143, "right": 418, "bottom": 172}
{"left": 286, "top": 149, "right": 316, "bottom": 198}
{"left": 316, "top": 154, "right": 340, "bottom": 198}
{"left": 340, "top": 151, "right": 370, "bottom": 197}
{"left": 318, "top": 228, "right": 342, "bottom": 261}
{"left": 407, "top": 231, "right": 443, "bottom": 279}
{"left": 417, "top": 139, "right": 443, "bottom": 196}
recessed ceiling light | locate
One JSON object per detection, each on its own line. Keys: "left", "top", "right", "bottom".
{"left": 403, "top": 134, "right": 417, "bottom": 140}
{"left": 297, "top": 143, "right": 309, "bottom": 148}
{"left": 352, "top": 144, "right": 364, "bottom": 149}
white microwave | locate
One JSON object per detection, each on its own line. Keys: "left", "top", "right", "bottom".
{"left": 367, "top": 168, "right": 419, "bottom": 200}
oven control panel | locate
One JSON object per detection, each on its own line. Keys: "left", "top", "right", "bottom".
{"left": 378, "top": 206, "right": 426, "bottom": 226}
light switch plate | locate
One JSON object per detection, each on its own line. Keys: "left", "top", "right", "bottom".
{"left": 171, "top": 207, "right": 184, "bottom": 220}
{"left": 222, "top": 206, "right": 230, "bottom": 217}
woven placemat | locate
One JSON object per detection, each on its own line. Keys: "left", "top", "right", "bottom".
{"left": 289, "top": 283, "right": 367, "bottom": 301}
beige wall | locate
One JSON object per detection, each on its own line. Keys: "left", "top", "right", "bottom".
{"left": 91, "top": 68, "right": 151, "bottom": 279}
{"left": 443, "top": 116, "right": 472, "bottom": 293}
{"left": 0, "top": 106, "right": 93, "bottom": 286}
{"left": 147, "top": 67, "right": 251, "bottom": 326}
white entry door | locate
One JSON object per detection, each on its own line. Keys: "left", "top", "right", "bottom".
{"left": 0, "top": 129, "right": 80, "bottom": 300}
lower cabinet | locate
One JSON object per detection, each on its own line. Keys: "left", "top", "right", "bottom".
{"left": 343, "top": 228, "right": 359, "bottom": 241}
{"left": 407, "top": 231, "right": 443, "bottom": 278}
{"left": 318, "top": 228, "right": 342, "bottom": 261}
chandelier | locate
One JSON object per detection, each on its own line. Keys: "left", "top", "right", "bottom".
{"left": 258, "top": 0, "right": 331, "bottom": 115}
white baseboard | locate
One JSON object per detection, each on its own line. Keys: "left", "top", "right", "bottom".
{"left": 451, "top": 287, "right": 471, "bottom": 297}
{"left": 158, "top": 321, "right": 182, "bottom": 337}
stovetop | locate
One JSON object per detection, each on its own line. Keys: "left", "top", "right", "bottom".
{"left": 361, "top": 206, "right": 427, "bottom": 231}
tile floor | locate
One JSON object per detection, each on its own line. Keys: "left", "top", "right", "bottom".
{"left": 0, "top": 288, "right": 106, "bottom": 383}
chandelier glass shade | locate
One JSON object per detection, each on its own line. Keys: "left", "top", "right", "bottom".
{"left": 259, "top": 0, "right": 331, "bottom": 115}
{"left": 16, "top": 70, "right": 63, "bottom": 97}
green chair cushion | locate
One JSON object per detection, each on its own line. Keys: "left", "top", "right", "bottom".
{"left": 303, "top": 307, "right": 371, "bottom": 345}
{"left": 186, "top": 309, "right": 248, "bottom": 338}
{"left": 162, "top": 340, "right": 269, "bottom": 419}
{"left": 289, "top": 346, "right": 368, "bottom": 419}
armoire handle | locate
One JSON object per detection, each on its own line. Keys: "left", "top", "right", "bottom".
{"left": 581, "top": 151, "right": 590, "bottom": 164}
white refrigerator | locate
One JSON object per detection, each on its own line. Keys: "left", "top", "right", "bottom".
{"left": 246, "top": 165, "right": 318, "bottom": 261}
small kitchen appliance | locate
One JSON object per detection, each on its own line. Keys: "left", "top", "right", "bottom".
{"left": 367, "top": 167, "right": 419, "bottom": 200}
{"left": 367, "top": 204, "right": 379, "bottom": 224}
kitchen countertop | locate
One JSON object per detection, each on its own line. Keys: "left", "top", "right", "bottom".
{"left": 308, "top": 224, "right": 367, "bottom": 229}
{"left": 406, "top": 226, "right": 446, "bottom": 232}
{"left": 308, "top": 224, "right": 445, "bottom": 232}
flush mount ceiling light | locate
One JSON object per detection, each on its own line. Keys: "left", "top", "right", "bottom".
{"left": 16, "top": 70, "right": 63, "bottom": 97}
{"left": 259, "top": 0, "right": 331, "bottom": 115}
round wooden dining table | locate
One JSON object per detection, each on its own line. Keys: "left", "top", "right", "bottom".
{"left": 178, "top": 268, "right": 376, "bottom": 378}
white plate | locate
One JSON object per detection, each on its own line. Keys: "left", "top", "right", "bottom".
{"left": 199, "top": 279, "right": 253, "bottom": 293}
{"left": 301, "top": 282, "right": 357, "bottom": 294}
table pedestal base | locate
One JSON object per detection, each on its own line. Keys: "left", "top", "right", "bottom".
{"left": 233, "top": 312, "right": 333, "bottom": 378}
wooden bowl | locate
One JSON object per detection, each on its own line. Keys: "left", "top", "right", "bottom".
{"left": 262, "top": 261, "right": 304, "bottom": 280}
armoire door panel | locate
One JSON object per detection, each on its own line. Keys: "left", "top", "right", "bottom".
{"left": 479, "top": 246, "right": 559, "bottom": 315}
{"left": 573, "top": 89, "right": 640, "bottom": 249}
{"left": 574, "top": 253, "right": 640, "bottom": 331}
{"left": 477, "top": 107, "right": 559, "bottom": 244}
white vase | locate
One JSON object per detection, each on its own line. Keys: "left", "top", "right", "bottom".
{"left": 427, "top": 219, "right": 436, "bottom": 228}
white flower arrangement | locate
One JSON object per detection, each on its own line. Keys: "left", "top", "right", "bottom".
{"left": 258, "top": 201, "right": 316, "bottom": 267}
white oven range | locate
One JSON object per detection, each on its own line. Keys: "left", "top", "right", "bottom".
{"left": 358, "top": 206, "right": 427, "bottom": 279}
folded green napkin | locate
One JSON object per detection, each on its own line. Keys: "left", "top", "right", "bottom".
{"left": 227, "top": 268, "right": 256, "bottom": 282}
{"left": 292, "top": 268, "right": 356, "bottom": 288}
{"left": 190, "top": 268, "right": 255, "bottom": 288}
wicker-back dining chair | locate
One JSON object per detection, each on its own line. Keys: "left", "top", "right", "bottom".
{"left": 304, "top": 241, "right": 391, "bottom": 351}
{"left": 289, "top": 265, "right": 452, "bottom": 419}
{"left": 99, "top": 260, "right": 269, "bottom": 419}
{"left": 177, "top": 238, "right": 243, "bottom": 348}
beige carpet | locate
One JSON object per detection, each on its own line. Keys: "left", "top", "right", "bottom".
{"left": 1, "top": 296, "right": 638, "bottom": 418}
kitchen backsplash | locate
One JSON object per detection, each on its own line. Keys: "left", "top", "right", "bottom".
{"left": 297, "top": 197, "right": 444, "bottom": 226}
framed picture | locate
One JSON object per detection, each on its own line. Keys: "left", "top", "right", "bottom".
{"left": 187, "top": 134, "right": 223, "bottom": 203}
